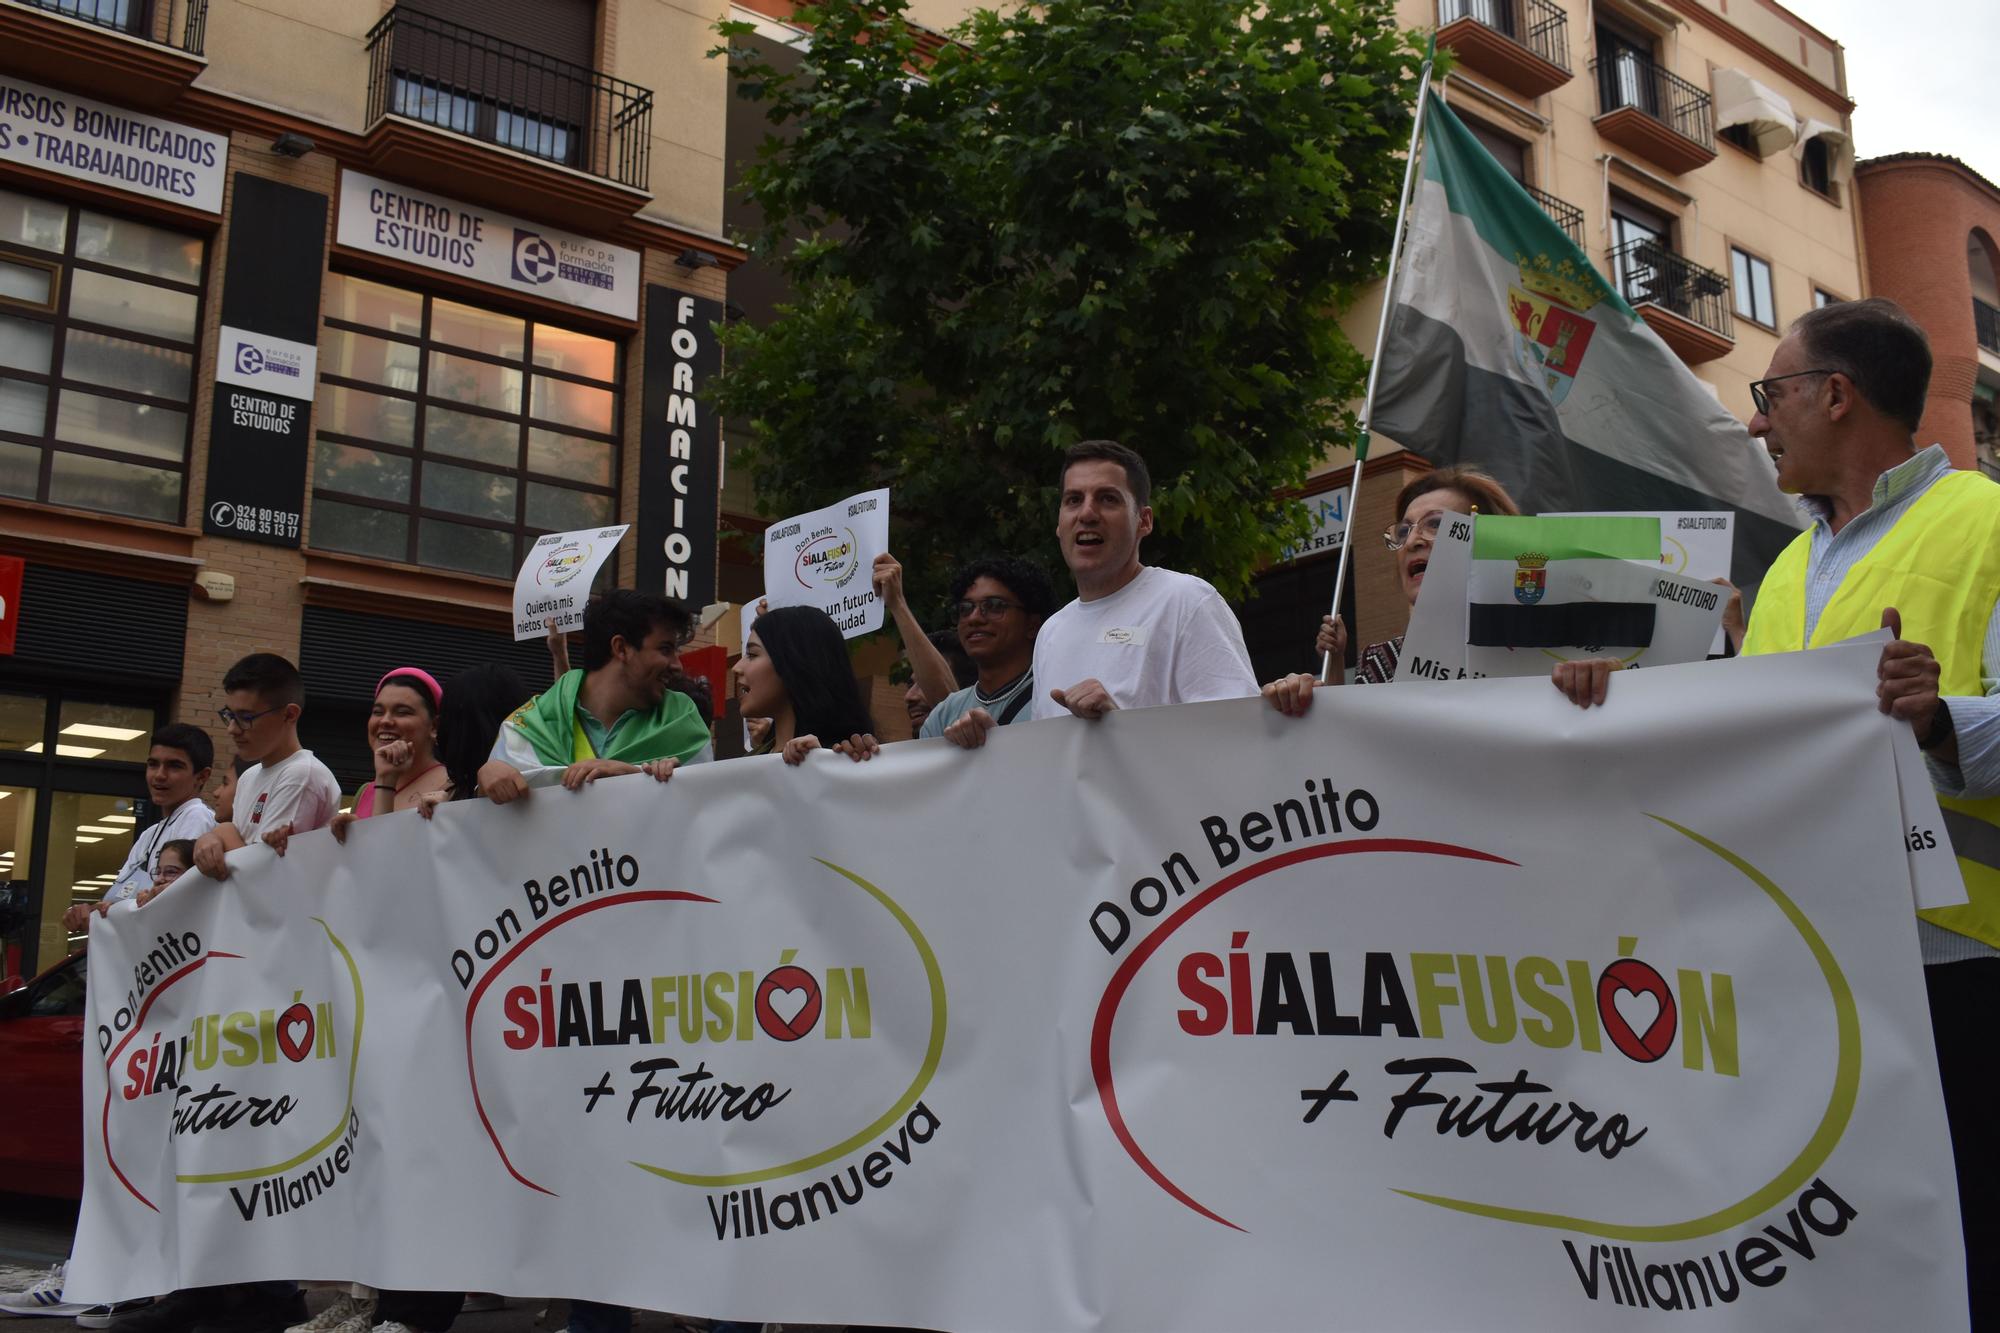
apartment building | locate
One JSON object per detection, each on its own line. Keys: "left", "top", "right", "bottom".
{"left": 1269, "top": 0, "right": 1864, "bottom": 664}
{"left": 1855, "top": 153, "right": 2000, "bottom": 478}
{"left": 0, "top": 0, "right": 756, "bottom": 977}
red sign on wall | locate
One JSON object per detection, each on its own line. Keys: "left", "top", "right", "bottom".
{"left": 679, "top": 644, "right": 729, "bottom": 720}
{"left": 0, "top": 555, "right": 22, "bottom": 656}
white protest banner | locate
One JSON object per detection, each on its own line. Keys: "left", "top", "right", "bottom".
{"left": 512, "top": 525, "right": 629, "bottom": 639}
{"left": 1549, "top": 511, "right": 1736, "bottom": 654}
{"left": 70, "top": 645, "right": 1966, "bottom": 1330}
{"left": 335, "top": 170, "right": 640, "bottom": 319}
{"left": 1399, "top": 514, "right": 1724, "bottom": 680}
{"left": 762, "top": 488, "right": 889, "bottom": 638}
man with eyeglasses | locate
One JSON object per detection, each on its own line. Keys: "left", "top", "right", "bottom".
{"left": 191, "top": 653, "right": 342, "bottom": 883}
{"left": 479, "top": 588, "right": 712, "bottom": 803}
{"left": 916, "top": 556, "right": 1057, "bottom": 748}
{"left": 1033, "top": 440, "right": 1257, "bottom": 721}
{"left": 1736, "top": 296, "right": 2000, "bottom": 1325}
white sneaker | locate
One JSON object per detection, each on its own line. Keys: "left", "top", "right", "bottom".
{"left": 370, "top": 1322, "right": 418, "bottom": 1333}
{"left": 0, "top": 1263, "right": 89, "bottom": 1318}
{"left": 286, "top": 1292, "right": 378, "bottom": 1332}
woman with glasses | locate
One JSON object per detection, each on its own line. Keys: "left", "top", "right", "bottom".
{"left": 1277, "top": 466, "right": 1522, "bottom": 704}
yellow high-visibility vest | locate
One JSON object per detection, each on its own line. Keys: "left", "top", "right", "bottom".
{"left": 1742, "top": 467, "right": 2000, "bottom": 947}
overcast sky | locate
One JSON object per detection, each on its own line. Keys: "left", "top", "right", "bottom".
{"left": 1785, "top": 0, "right": 2000, "bottom": 182}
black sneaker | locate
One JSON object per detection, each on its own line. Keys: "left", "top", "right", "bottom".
{"left": 187, "top": 1283, "right": 307, "bottom": 1333}
{"left": 75, "top": 1299, "right": 156, "bottom": 1328}
{"left": 114, "top": 1287, "right": 225, "bottom": 1333}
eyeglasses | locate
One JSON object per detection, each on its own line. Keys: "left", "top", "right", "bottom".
{"left": 1383, "top": 511, "right": 1447, "bottom": 551}
{"left": 216, "top": 705, "right": 281, "bottom": 730}
{"left": 1749, "top": 369, "right": 1834, "bottom": 416}
{"left": 955, "top": 596, "right": 1024, "bottom": 621}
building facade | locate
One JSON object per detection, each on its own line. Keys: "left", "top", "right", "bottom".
{"left": 0, "top": 0, "right": 757, "bottom": 979}
{"left": 1854, "top": 153, "right": 2000, "bottom": 477}
{"left": 1280, "top": 0, "right": 1865, "bottom": 663}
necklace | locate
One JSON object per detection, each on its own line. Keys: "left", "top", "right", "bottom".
{"left": 393, "top": 761, "right": 445, "bottom": 797}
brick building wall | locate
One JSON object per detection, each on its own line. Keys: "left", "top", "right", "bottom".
{"left": 1855, "top": 154, "right": 2000, "bottom": 470}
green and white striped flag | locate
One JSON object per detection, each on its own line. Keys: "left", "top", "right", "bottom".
{"left": 1371, "top": 93, "right": 1803, "bottom": 584}
{"left": 1398, "top": 513, "right": 1728, "bottom": 680}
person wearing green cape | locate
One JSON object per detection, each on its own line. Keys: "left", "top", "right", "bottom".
{"left": 479, "top": 588, "right": 711, "bottom": 803}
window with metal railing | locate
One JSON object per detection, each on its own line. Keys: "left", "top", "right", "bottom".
{"left": 13, "top": 0, "right": 206, "bottom": 54}
{"left": 1976, "top": 298, "right": 2000, "bottom": 356}
{"left": 1608, "top": 237, "right": 1733, "bottom": 339}
{"left": 1437, "top": 0, "right": 1571, "bottom": 73}
{"left": 1591, "top": 40, "right": 1714, "bottom": 150}
{"left": 1525, "top": 186, "right": 1584, "bottom": 247}
{"left": 364, "top": 5, "right": 653, "bottom": 191}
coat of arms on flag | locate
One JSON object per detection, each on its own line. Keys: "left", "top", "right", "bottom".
{"left": 1512, "top": 551, "right": 1548, "bottom": 605}
{"left": 1506, "top": 254, "right": 1606, "bottom": 406}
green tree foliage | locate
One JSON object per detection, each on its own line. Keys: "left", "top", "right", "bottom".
{"left": 713, "top": 0, "right": 1427, "bottom": 612}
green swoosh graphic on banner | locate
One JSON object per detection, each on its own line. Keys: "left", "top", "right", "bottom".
{"left": 631, "top": 858, "right": 947, "bottom": 1188}
{"left": 178, "top": 917, "right": 366, "bottom": 1184}
{"left": 1394, "top": 815, "right": 1860, "bottom": 1242}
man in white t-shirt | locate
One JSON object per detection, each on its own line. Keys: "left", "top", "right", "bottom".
{"left": 60, "top": 723, "right": 217, "bottom": 930}
{"left": 192, "top": 653, "right": 342, "bottom": 881}
{"left": 1031, "top": 440, "right": 1257, "bottom": 721}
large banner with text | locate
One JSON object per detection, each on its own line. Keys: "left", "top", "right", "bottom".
{"left": 68, "top": 645, "right": 1966, "bottom": 1330}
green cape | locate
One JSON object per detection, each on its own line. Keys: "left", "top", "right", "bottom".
{"left": 507, "top": 669, "right": 709, "bottom": 767}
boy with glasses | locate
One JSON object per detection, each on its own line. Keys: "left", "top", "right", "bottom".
{"left": 922, "top": 556, "right": 1056, "bottom": 748}
{"left": 192, "top": 653, "right": 342, "bottom": 882}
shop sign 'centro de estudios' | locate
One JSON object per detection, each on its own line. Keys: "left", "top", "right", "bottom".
{"left": 335, "top": 170, "right": 639, "bottom": 320}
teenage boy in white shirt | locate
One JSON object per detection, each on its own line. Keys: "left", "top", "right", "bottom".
{"left": 61, "top": 723, "right": 216, "bottom": 929}
{"left": 1030, "top": 440, "right": 1258, "bottom": 723}
{"left": 192, "top": 653, "right": 341, "bottom": 881}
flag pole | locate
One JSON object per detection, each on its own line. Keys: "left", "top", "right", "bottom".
{"left": 1320, "top": 40, "right": 1439, "bottom": 683}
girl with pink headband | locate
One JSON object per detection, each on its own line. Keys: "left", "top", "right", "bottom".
{"left": 340, "top": 667, "right": 450, "bottom": 824}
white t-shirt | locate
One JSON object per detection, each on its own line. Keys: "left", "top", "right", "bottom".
{"left": 233, "top": 749, "right": 342, "bottom": 844}
{"left": 1030, "top": 565, "right": 1258, "bottom": 720}
{"left": 105, "top": 798, "right": 218, "bottom": 903}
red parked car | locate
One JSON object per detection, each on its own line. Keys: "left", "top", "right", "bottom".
{"left": 0, "top": 948, "right": 86, "bottom": 1199}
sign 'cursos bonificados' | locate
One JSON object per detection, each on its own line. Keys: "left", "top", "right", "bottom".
{"left": 0, "top": 76, "right": 226, "bottom": 212}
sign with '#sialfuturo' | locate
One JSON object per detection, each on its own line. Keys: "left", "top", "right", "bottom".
{"left": 335, "top": 170, "right": 639, "bottom": 319}
{"left": 0, "top": 76, "right": 226, "bottom": 212}
{"left": 68, "top": 642, "right": 1968, "bottom": 1329}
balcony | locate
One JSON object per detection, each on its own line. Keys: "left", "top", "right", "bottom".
{"left": 1526, "top": 185, "right": 1584, "bottom": 247}
{"left": 1977, "top": 298, "right": 2000, "bottom": 357}
{"left": 1591, "top": 52, "right": 1716, "bottom": 175}
{"left": 361, "top": 6, "right": 653, "bottom": 230}
{"left": 1436, "top": 0, "right": 1572, "bottom": 98}
{"left": 1611, "top": 238, "right": 1732, "bottom": 363}
{"left": 0, "top": 0, "right": 207, "bottom": 108}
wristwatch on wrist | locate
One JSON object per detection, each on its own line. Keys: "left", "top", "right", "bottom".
{"left": 1919, "top": 699, "right": 1955, "bottom": 752}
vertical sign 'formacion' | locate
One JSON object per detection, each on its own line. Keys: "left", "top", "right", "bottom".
{"left": 636, "top": 287, "right": 722, "bottom": 607}
{"left": 201, "top": 174, "right": 327, "bottom": 547}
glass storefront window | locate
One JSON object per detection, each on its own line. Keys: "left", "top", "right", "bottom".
{"left": 0, "top": 189, "right": 67, "bottom": 253}
{"left": 43, "top": 791, "right": 136, "bottom": 962}
{"left": 55, "top": 701, "right": 154, "bottom": 763}
{"left": 313, "top": 273, "right": 622, "bottom": 576}
{"left": 0, "top": 786, "right": 39, "bottom": 982}
{"left": 0, "top": 192, "right": 203, "bottom": 522}
{"left": 0, "top": 694, "right": 47, "bottom": 752}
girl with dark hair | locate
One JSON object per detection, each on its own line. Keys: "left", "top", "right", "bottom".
{"left": 429, "top": 663, "right": 532, "bottom": 807}
{"left": 733, "top": 605, "right": 880, "bottom": 764}
{"left": 328, "top": 669, "right": 448, "bottom": 846}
